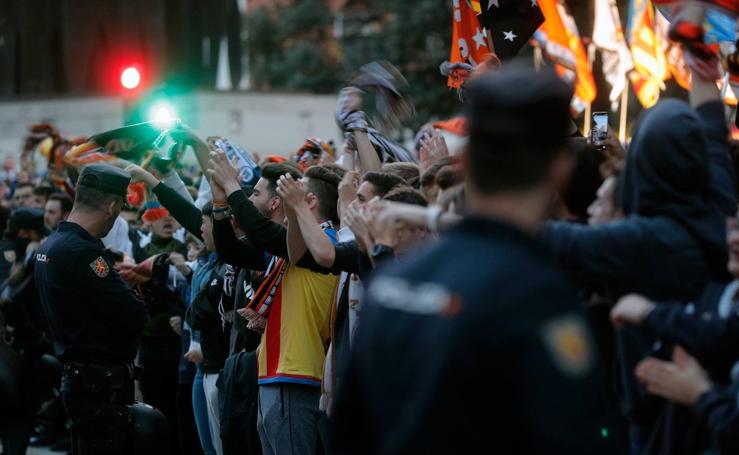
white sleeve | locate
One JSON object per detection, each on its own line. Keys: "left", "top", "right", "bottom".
{"left": 161, "top": 171, "right": 194, "bottom": 203}
{"left": 194, "top": 178, "right": 212, "bottom": 210}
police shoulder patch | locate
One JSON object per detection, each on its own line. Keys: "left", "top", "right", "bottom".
{"left": 3, "top": 250, "right": 15, "bottom": 263}
{"left": 540, "top": 315, "right": 593, "bottom": 377}
{"left": 90, "top": 256, "right": 110, "bottom": 278}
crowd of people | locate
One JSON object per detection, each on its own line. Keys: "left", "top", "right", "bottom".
{"left": 1, "top": 35, "right": 739, "bottom": 455}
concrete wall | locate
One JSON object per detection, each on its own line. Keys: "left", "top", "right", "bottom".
{"left": 0, "top": 91, "right": 342, "bottom": 165}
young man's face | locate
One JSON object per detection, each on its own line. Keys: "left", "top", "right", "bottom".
{"left": 13, "top": 186, "right": 33, "bottom": 208}
{"left": 44, "top": 199, "right": 67, "bottom": 230}
{"left": 32, "top": 193, "right": 48, "bottom": 209}
{"left": 200, "top": 216, "right": 215, "bottom": 252}
{"left": 356, "top": 181, "right": 377, "bottom": 207}
{"left": 587, "top": 176, "right": 619, "bottom": 227}
{"left": 120, "top": 210, "right": 139, "bottom": 225}
{"left": 249, "top": 178, "right": 280, "bottom": 218}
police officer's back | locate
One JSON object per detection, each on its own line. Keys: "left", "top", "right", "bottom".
{"left": 331, "top": 68, "right": 625, "bottom": 454}
{"left": 35, "top": 164, "right": 150, "bottom": 454}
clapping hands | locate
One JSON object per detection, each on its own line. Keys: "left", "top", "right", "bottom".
{"left": 207, "top": 151, "right": 241, "bottom": 195}
{"left": 276, "top": 174, "right": 308, "bottom": 211}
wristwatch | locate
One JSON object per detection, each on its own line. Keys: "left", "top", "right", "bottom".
{"left": 371, "top": 244, "right": 394, "bottom": 259}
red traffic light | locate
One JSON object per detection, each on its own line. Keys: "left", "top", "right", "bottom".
{"left": 120, "top": 67, "right": 141, "bottom": 90}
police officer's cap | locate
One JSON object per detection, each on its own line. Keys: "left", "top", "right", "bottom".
{"left": 77, "top": 164, "right": 131, "bottom": 197}
{"left": 9, "top": 207, "right": 49, "bottom": 236}
{"left": 465, "top": 64, "right": 573, "bottom": 146}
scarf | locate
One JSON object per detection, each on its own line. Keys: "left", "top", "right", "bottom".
{"left": 237, "top": 256, "right": 289, "bottom": 333}
{"left": 239, "top": 221, "right": 335, "bottom": 332}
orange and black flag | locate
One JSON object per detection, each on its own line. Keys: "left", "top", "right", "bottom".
{"left": 474, "top": 0, "right": 545, "bottom": 60}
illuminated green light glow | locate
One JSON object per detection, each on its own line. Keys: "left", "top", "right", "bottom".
{"left": 149, "top": 102, "right": 178, "bottom": 129}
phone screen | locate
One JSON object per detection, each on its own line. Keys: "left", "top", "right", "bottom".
{"left": 592, "top": 112, "right": 608, "bottom": 145}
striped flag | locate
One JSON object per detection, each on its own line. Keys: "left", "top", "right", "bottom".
{"left": 627, "top": 0, "right": 668, "bottom": 108}
{"left": 593, "top": 0, "right": 634, "bottom": 106}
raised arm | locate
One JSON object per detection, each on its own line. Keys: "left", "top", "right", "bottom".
{"left": 687, "top": 50, "right": 736, "bottom": 216}
{"left": 276, "top": 173, "right": 336, "bottom": 266}
{"left": 127, "top": 164, "right": 204, "bottom": 240}
{"left": 207, "top": 151, "right": 289, "bottom": 258}
{"left": 212, "top": 217, "right": 267, "bottom": 271}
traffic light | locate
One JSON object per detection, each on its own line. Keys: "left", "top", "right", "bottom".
{"left": 120, "top": 66, "right": 141, "bottom": 90}
{"left": 148, "top": 101, "right": 178, "bottom": 128}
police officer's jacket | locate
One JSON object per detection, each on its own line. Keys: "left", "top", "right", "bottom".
{"left": 332, "top": 217, "right": 626, "bottom": 454}
{"left": 34, "top": 221, "right": 148, "bottom": 365}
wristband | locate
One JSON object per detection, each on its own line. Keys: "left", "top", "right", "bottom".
{"left": 213, "top": 201, "right": 229, "bottom": 209}
{"left": 426, "top": 206, "right": 443, "bottom": 232}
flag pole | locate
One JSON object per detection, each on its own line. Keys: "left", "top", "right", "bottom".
{"left": 534, "top": 45, "right": 543, "bottom": 72}
{"left": 583, "top": 42, "right": 596, "bottom": 137}
{"left": 486, "top": 29, "right": 496, "bottom": 55}
{"left": 619, "top": 80, "right": 629, "bottom": 143}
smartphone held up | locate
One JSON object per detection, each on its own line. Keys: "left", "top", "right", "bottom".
{"left": 591, "top": 112, "right": 609, "bottom": 147}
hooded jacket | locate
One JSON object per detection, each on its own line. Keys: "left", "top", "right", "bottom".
{"left": 543, "top": 99, "right": 736, "bottom": 301}
{"left": 544, "top": 99, "right": 737, "bottom": 451}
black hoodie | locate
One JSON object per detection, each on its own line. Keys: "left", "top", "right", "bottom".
{"left": 544, "top": 99, "right": 737, "bottom": 453}
{"left": 543, "top": 99, "right": 736, "bottom": 301}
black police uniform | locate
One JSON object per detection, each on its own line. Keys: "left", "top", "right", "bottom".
{"left": 34, "top": 164, "right": 149, "bottom": 454}
{"left": 0, "top": 207, "right": 55, "bottom": 455}
{"left": 0, "top": 207, "right": 49, "bottom": 285}
{"left": 332, "top": 218, "right": 625, "bottom": 454}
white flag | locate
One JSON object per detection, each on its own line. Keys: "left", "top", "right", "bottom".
{"left": 593, "top": 0, "right": 634, "bottom": 107}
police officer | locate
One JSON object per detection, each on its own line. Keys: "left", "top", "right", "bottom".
{"left": 331, "top": 67, "right": 626, "bottom": 454}
{"left": 34, "top": 164, "right": 149, "bottom": 454}
{"left": 0, "top": 207, "right": 48, "bottom": 284}
{"left": 0, "top": 207, "right": 54, "bottom": 455}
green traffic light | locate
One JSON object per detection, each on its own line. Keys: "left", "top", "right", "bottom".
{"left": 149, "top": 101, "right": 178, "bottom": 129}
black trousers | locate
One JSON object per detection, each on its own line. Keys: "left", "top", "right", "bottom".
{"left": 1, "top": 352, "right": 59, "bottom": 455}
{"left": 61, "top": 363, "right": 134, "bottom": 455}
{"left": 176, "top": 381, "right": 204, "bottom": 455}
{"left": 139, "top": 336, "right": 181, "bottom": 450}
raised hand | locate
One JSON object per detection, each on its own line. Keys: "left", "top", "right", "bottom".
{"left": 125, "top": 164, "right": 159, "bottom": 188}
{"left": 600, "top": 133, "right": 626, "bottom": 178}
{"left": 210, "top": 178, "right": 228, "bottom": 206}
{"left": 610, "top": 294, "right": 655, "bottom": 328}
{"left": 367, "top": 198, "right": 401, "bottom": 249}
{"left": 344, "top": 200, "right": 373, "bottom": 254}
{"left": 207, "top": 151, "right": 241, "bottom": 195}
{"left": 276, "top": 174, "right": 307, "bottom": 209}
{"left": 419, "top": 129, "right": 449, "bottom": 169}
